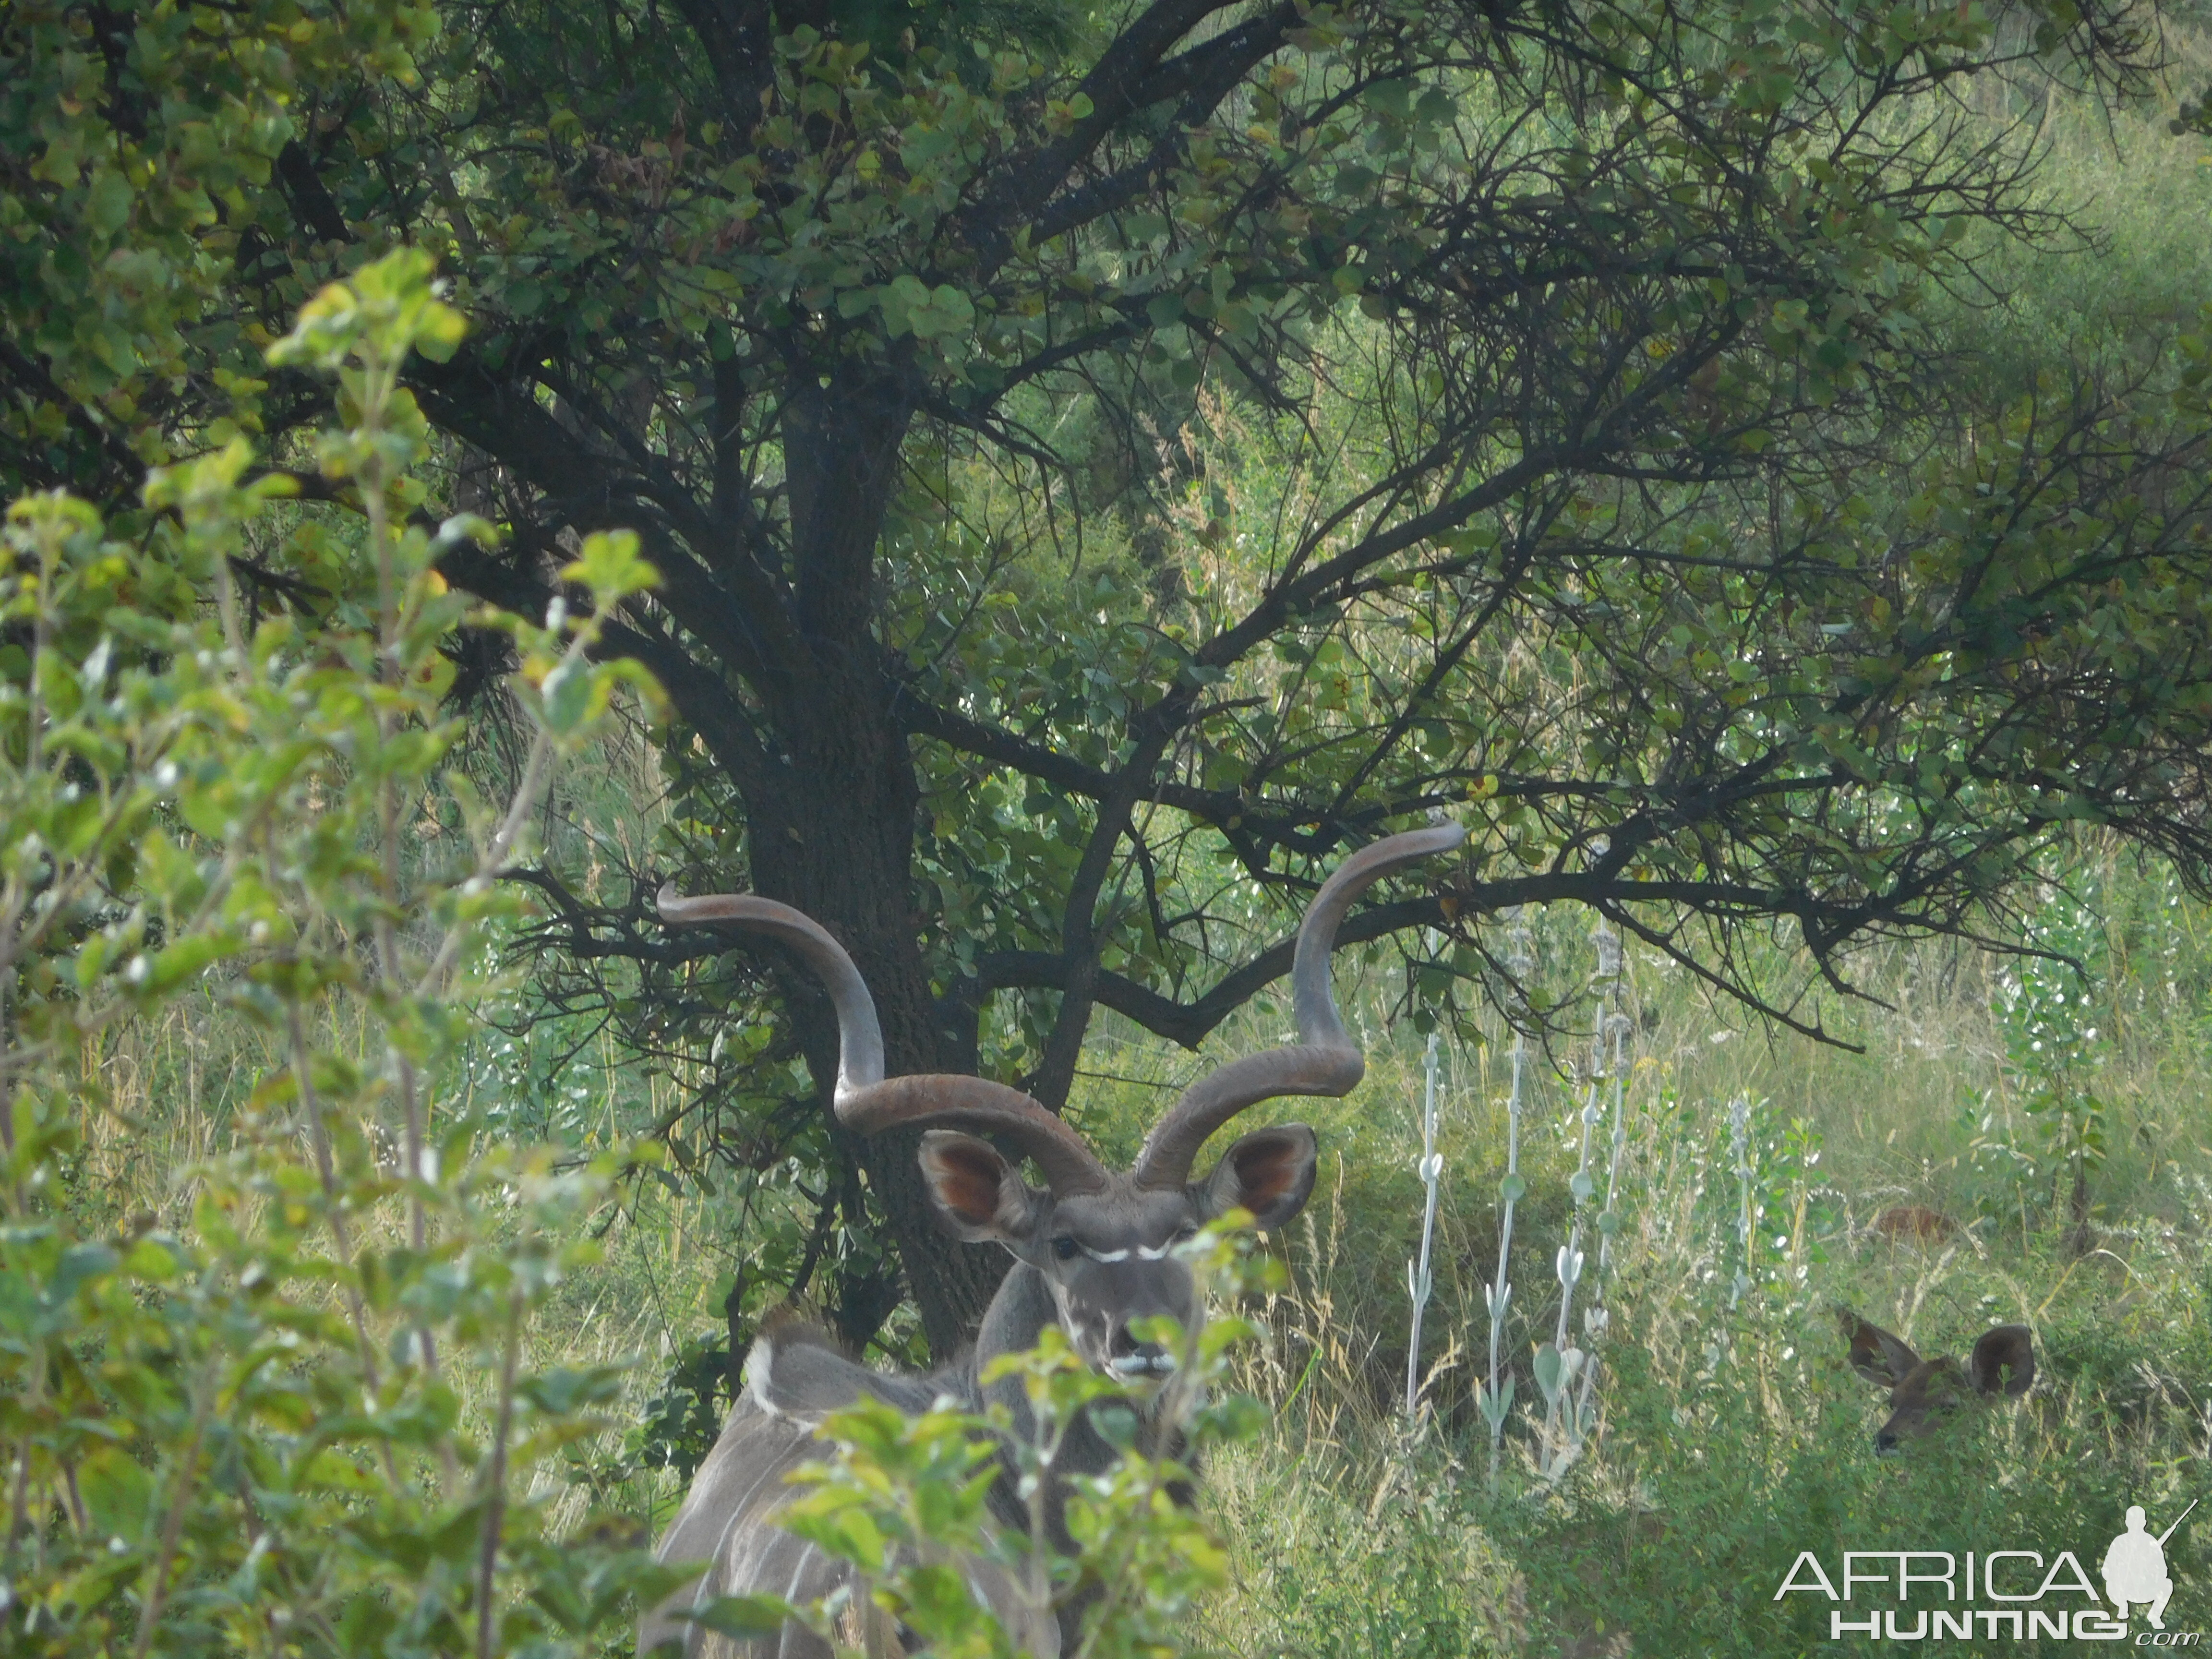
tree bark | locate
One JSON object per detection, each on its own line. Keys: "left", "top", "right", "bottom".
{"left": 747, "top": 746, "right": 1010, "bottom": 1356}
{"left": 736, "top": 368, "right": 1010, "bottom": 1355}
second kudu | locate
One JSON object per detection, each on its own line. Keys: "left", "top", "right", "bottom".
{"left": 1839, "top": 1308, "right": 2036, "bottom": 1451}
{"left": 639, "top": 824, "right": 1466, "bottom": 1659}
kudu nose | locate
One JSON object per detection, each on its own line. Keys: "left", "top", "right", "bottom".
{"left": 1874, "top": 1429, "right": 1900, "bottom": 1453}
{"left": 1108, "top": 1322, "right": 1174, "bottom": 1377}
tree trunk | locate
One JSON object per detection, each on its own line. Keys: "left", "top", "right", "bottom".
{"left": 738, "top": 369, "right": 1009, "bottom": 1357}
{"left": 749, "top": 711, "right": 1010, "bottom": 1356}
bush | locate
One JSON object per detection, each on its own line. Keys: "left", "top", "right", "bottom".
{"left": 0, "top": 250, "right": 676, "bottom": 1659}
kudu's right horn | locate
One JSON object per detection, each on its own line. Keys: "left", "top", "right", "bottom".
{"left": 654, "top": 887, "right": 1109, "bottom": 1195}
{"left": 1130, "top": 822, "right": 1467, "bottom": 1189}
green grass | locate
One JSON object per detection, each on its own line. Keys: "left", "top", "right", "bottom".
{"left": 1200, "top": 923, "right": 2212, "bottom": 1656}
{"left": 70, "top": 818, "right": 2212, "bottom": 1656}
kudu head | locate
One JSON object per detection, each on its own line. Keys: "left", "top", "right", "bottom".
{"left": 1839, "top": 1309, "right": 2035, "bottom": 1451}
{"left": 658, "top": 825, "right": 1465, "bottom": 1390}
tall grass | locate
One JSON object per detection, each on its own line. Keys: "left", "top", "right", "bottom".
{"left": 73, "top": 791, "right": 2212, "bottom": 1655}
{"left": 1166, "top": 881, "right": 2212, "bottom": 1658}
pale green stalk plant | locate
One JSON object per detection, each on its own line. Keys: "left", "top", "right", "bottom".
{"left": 1535, "top": 914, "right": 1622, "bottom": 1480}
{"left": 1404, "top": 1031, "right": 1444, "bottom": 1420}
{"left": 1477, "top": 910, "right": 1532, "bottom": 1489}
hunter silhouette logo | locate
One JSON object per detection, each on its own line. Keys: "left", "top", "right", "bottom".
{"left": 2104, "top": 1501, "right": 2194, "bottom": 1631}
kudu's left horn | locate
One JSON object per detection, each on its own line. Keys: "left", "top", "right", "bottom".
{"left": 1131, "top": 821, "right": 1467, "bottom": 1190}
{"left": 655, "top": 887, "right": 1109, "bottom": 1195}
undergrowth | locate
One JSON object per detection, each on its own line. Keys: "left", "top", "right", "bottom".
{"left": 28, "top": 84, "right": 2212, "bottom": 1659}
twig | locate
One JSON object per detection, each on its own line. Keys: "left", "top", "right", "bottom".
{"left": 476, "top": 1292, "right": 524, "bottom": 1659}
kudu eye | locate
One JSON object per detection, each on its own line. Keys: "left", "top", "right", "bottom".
{"left": 1052, "top": 1235, "right": 1080, "bottom": 1261}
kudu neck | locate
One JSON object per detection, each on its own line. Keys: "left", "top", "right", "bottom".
{"left": 971, "top": 1260, "right": 1185, "bottom": 1468}
{"left": 973, "top": 1261, "right": 1058, "bottom": 1421}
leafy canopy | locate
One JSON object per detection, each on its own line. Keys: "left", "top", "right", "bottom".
{"left": 6, "top": 0, "right": 2211, "bottom": 1346}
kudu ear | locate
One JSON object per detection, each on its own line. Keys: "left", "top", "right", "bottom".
{"left": 918, "top": 1130, "right": 1043, "bottom": 1243}
{"left": 1838, "top": 1308, "right": 1922, "bottom": 1386}
{"left": 1968, "top": 1324, "right": 2035, "bottom": 1397}
{"left": 1196, "top": 1124, "right": 1319, "bottom": 1231}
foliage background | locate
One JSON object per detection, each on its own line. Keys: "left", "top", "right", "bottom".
{"left": 22, "top": 0, "right": 2212, "bottom": 1361}
{"left": 8, "top": 0, "right": 2212, "bottom": 1654}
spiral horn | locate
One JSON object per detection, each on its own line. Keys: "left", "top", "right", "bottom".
{"left": 657, "top": 886, "right": 1108, "bottom": 1194}
{"left": 1130, "top": 824, "right": 1465, "bottom": 1190}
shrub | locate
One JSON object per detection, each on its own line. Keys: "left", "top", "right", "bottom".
{"left": 0, "top": 249, "right": 675, "bottom": 1659}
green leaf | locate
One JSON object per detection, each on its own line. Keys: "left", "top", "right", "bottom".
{"left": 561, "top": 529, "right": 660, "bottom": 603}
{"left": 78, "top": 1445, "right": 155, "bottom": 1540}
{"left": 685, "top": 1595, "right": 801, "bottom": 1640}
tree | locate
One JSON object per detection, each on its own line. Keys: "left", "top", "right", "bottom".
{"left": 10, "top": 0, "right": 2212, "bottom": 1353}
{"left": 0, "top": 0, "right": 437, "bottom": 498}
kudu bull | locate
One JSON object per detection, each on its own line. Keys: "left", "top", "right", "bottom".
{"left": 639, "top": 825, "right": 1466, "bottom": 1659}
{"left": 1839, "top": 1309, "right": 2035, "bottom": 1450}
